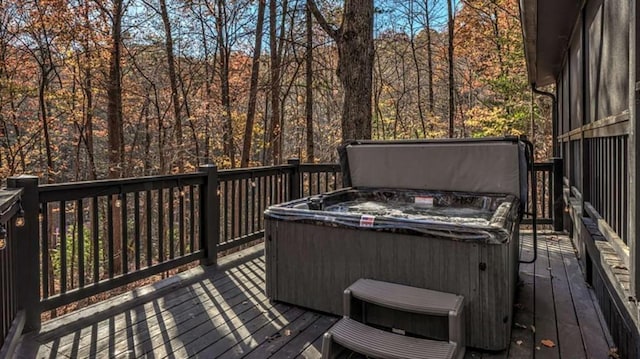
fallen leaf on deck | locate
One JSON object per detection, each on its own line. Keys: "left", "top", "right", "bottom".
{"left": 541, "top": 339, "right": 556, "bottom": 348}
{"left": 284, "top": 329, "right": 291, "bottom": 336}
{"left": 530, "top": 325, "right": 536, "bottom": 333}
{"left": 535, "top": 346, "right": 541, "bottom": 350}
{"left": 516, "top": 340, "right": 523, "bottom": 345}
{"left": 609, "top": 347, "right": 620, "bottom": 358}
{"left": 514, "top": 323, "right": 527, "bottom": 329}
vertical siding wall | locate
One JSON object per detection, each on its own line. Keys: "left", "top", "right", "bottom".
{"left": 556, "top": 0, "right": 638, "bottom": 357}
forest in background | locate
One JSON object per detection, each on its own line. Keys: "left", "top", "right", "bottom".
{"left": 0, "top": 0, "right": 552, "bottom": 183}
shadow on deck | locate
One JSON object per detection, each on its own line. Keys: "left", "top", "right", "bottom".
{"left": 16, "top": 232, "right": 613, "bottom": 359}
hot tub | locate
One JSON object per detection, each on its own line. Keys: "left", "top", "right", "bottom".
{"left": 265, "top": 138, "right": 529, "bottom": 350}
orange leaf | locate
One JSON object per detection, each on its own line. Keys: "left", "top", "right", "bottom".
{"left": 541, "top": 339, "right": 556, "bottom": 348}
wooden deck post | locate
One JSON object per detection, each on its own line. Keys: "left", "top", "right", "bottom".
{"left": 288, "top": 158, "right": 301, "bottom": 200}
{"left": 552, "top": 157, "right": 564, "bottom": 232}
{"left": 6, "top": 175, "right": 40, "bottom": 332}
{"left": 199, "top": 164, "right": 219, "bottom": 267}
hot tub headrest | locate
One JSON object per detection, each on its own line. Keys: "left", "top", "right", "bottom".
{"left": 339, "top": 138, "right": 528, "bottom": 206}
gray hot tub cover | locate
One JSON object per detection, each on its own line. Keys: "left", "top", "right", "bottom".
{"left": 338, "top": 137, "right": 528, "bottom": 213}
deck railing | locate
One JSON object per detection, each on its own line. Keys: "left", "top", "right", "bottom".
{"left": 0, "top": 186, "right": 26, "bottom": 359}
{"left": 522, "top": 158, "right": 564, "bottom": 229}
{"left": 37, "top": 172, "right": 209, "bottom": 312}
{"left": 0, "top": 158, "right": 562, "bottom": 345}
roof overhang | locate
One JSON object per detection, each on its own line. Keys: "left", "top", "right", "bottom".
{"left": 520, "top": 0, "right": 582, "bottom": 87}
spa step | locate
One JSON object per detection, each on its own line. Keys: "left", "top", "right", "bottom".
{"left": 344, "top": 278, "right": 464, "bottom": 317}
{"left": 321, "top": 317, "right": 463, "bottom": 359}
{"left": 344, "top": 278, "right": 465, "bottom": 356}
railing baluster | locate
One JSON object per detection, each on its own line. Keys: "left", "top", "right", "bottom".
{"left": 169, "top": 188, "right": 174, "bottom": 260}
{"left": 134, "top": 191, "right": 140, "bottom": 270}
{"left": 223, "top": 181, "right": 228, "bottom": 242}
{"left": 231, "top": 179, "right": 236, "bottom": 240}
{"left": 179, "top": 186, "right": 185, "bottom": 257}
{"left": 272, "top": 174, "right": 276, "bottom": 204}
{"left": 121, "top": 192, "right": 128, "bottom": 274}
{"left": 324, "top": 172, "right": 329, "bottom": 193}
{"left": 158, "top": 189, "right": 164, "bottom": 263}
{"left": 77, "top": 199, "right": 85, "bottom": 288}
{"left": 251, "top": 177, "right": 256, "bottom": 234}
{"left": 146, "top": 190, "right": 152, "bottom": 267}
{"left": 542, "top": 171, "right": 547, "bottom": 218}
{"left": 107, "top": 196, "right": 114, "bottom": 278}
{"left": 244, "top": 178, "right": 249, "bottom": 236}
{"left": 41, "top": 204, "right": 49, "bottom": 298}
{"left": 189, "top": 186, "right": 195, "bottom": 253}
{"left": 60, "top": 200, "right": 67, "bottom": 293}
{"left": 258, "top": 176, "right": 263, "bottom": 229}
{"left": 92, "top": 197, "right": 99, "bottom": 283}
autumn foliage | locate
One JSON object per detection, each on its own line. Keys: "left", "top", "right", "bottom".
{"left": 0, "top": 0, "right": 551, "bottom": 183}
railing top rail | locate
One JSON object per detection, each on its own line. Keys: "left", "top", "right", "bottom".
{"left": 219, "top": 164, "right": 292, "bottom": 174}
{"left": 299, "top": 163, "right": 341, "bottom": 172}
{"left": 38, "top": 173, "right": 207, "bottom": 202}
{"left": 532, "top": 161, "right": 554, "bottom": 169}
{"left": 218, "top": 164, "right": 294, "bottom": 181}
{"left": 0, "top": 189, "right": 22, "bottom": 223}
{"left": 39, "top": 172, "right": 206, "bottom": 192}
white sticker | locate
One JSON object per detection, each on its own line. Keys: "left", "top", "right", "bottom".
{"left": 415, "top": 196, "right": 434, "bottom": 207}
{"left": 359, "top": 214, "right": 375, "bottom": 227}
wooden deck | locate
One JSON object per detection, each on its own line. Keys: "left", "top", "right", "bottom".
{"left": 16, "top": 232, "right": 614, "bottom": 358}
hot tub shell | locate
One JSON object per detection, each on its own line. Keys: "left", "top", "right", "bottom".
{"left": 265, "top": 138, "right": 529, "bottom": 351}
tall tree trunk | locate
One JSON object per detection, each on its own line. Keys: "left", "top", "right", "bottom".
{"left": 217, "top": 0, "right": 235, "bottom": 167}
{"left": 425, "top": 0, "right": 434, "bottom": 113}
{"left": 305, "top": 1, "right": 315, "bottom": 162}
{"left": 159, "top": 0, "right": 183, "bottom": 172}
{"left": 83, "top": 62, "right": 97, "bottom": 180}
{"left": 81, "top": 3, "right": 97, "bottom": 180}
{"left": 308, "top": 0, "right": 374, "bottom": 141}
{"left": 408, "top": 1, "right": 426, "bottom": 136}
{"left": 241, "top": 0, "right": 266, "bottom": 167}
{"left": 268, "top": 0, "right": 282, "bottom": 164}
{"left": 195, "top": 2, "right": 213, "bottom": 163}
{"left": 143, "top": 95, "right": 151, "bottom": 174}
{"left": 107, "top": 0, "right": 124, "bottom": 273}
{"left": 447, "top": 0, "right": 455, "bottom": 137}
{"left": 39, "top": 67, "right": 54, "bottom": 181}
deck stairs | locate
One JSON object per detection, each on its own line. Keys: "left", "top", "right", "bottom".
{"left": 321, "top": 279, "right": 466, "bottom": 359}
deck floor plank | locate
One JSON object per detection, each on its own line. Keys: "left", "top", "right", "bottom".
{"left": 61, "top": 261, "right": 265, "bottom": 358}
{"left": 558, "top": 238, "right": 613, "bottom": 358}
{"left": 15, "top": 233, "right": 614, "bottom": 359}
{"left": 507, "top": 238, "right": 535, "bottom": 358}
{"left": 533, "top": 236, "right": 561, "bottom": 358}
{"left": 547, "top": 236, "right": 587, "bottom": 358}
{"left": 270, "top": 315, "right": 338, "bottom": 359}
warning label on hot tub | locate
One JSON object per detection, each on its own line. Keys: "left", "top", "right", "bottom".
{"left": 359, "top": 214, "right": 375, "bottom": 227}
{"left": 414, "top": 196, "right": 434, "bottom": 207}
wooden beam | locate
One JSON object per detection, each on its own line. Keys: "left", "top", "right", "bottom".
{"left": 629, "top": 0, "right": 639, "bottom": 297}
{"left": 584, "top": 202, "right": 630, "bottom": 268}
{"left": 558, "top": 111, "right": 630, "bottom": 142}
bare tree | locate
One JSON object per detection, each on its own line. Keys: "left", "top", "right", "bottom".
{"left": 241, "top": 0, "right": 266, "bottom": 167}
{"left": 214, "top": 0, "right": 236, "bottom": 167}
{"left": 267, "top": 0, "right": 286, "bottom": 164}
{"left": 305, "top": 1, "right": 315, "bottom": 162}
{"left": 308, "top": 0, "right": 374, "bottom": 141}
{"left": 159, "top": 0, "right": 183, "bottom": 171}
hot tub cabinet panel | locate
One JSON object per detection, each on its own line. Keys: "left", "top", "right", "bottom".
{"left": 265, "top": 219, "right": 520, "bottom": 351}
